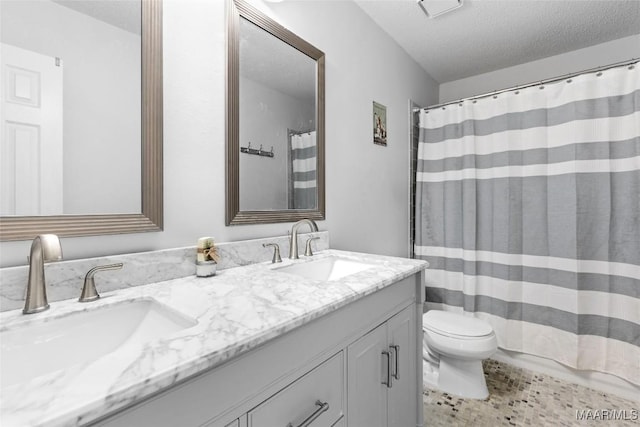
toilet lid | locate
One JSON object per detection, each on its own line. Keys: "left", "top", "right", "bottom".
{"left": 423, "top": 310, "right": 493, "bottom": 338}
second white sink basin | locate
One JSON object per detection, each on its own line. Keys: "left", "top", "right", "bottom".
{"left": 276, "top": 256, "right": 374, "bottom": 281}
{"left": 0, "top": 298, "right": 197, "bottom": 389}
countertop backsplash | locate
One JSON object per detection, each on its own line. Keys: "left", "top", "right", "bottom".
{"left": 0, "top": 231, "right": 329, "bottom": 312}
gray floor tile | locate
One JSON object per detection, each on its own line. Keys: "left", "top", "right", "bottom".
{"left": 423, "top": 359, "right": 639, "bottom": 426}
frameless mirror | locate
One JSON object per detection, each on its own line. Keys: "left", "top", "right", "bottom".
{"left": 227, "top": 0, "right": 325, "bottom": 225}
{"left": 0, "top": 0, "right": 162, "bottom": 240}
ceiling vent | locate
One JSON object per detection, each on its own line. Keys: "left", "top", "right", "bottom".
{"left": 418, "top": 0, "right": 463, "bottom": 18}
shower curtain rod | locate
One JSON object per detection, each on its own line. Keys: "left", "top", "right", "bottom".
{"left": 423, "top": 57, "right": 639, "bottom": 111}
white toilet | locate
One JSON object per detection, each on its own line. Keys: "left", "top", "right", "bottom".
{"left": 422, "top": 310, "right": 497, "bottom": 399}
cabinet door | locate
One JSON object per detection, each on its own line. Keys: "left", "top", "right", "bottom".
{"left": 346, "top": 324, "right": 388, "bottom": 427}
{"left": 386, "top": 306, "right": 416, "bottom": 427}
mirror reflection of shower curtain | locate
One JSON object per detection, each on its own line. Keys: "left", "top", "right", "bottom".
{"left": 288, "top": 130, "right": 317, "bottom": 209}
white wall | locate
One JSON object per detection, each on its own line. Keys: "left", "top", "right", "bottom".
{"left": 439, "top": 35, "right": 640, "bottom": 103}
{"left": 1, "top": 0, "right": 141, "bottom": 214}
{"left": 0, "top": 0, "right": 438, "bottom": 267}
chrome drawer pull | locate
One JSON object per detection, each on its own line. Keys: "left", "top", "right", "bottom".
{"left": 287, "top": 400, "right": 330, "bottom": 427}
{"left": 390, "top": 345, "right": 400, "bottom": 380}
{"left": 381, "top": 350, "right": 392, "bottom": 388}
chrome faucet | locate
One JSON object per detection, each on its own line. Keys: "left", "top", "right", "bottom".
{"left": 23, "top": 234, "right": 63, "bottom": 314}
{"left": 289, "top": 219, "right": 319, "bottom": 259}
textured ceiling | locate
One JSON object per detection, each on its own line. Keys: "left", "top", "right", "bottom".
{"left": 354, "top": 0, "right": 640, "bottom": 83}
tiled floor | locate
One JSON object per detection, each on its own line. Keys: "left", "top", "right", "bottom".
{"left": 423, "top": 359, "right": 639, "bottom": 426}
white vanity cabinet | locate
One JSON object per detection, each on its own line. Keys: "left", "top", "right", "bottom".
{"left": 92, "top": 272, "right": 424, "bottom": 427}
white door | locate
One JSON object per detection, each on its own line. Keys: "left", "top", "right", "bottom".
{"left": 1, "top": 43, "right": 63, "bottom": 215}
{"left": 387, "top": 306, "right": 416, "bottom": 427}
{"left": 347, "top": 324, "right": 388, "bottom": 427}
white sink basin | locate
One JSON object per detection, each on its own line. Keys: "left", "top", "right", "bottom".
{"left": 276, "top": 256, "right": 374, "bottom": 281}
{"left": 0, "top": 299, "right": 197, "bottom": 388}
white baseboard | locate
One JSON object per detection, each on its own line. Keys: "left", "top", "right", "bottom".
{"left": 492, "top": 348, "right": 640, "bottom": 403}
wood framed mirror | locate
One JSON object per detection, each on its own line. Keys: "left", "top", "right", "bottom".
{"left": 0, "top": 0, "right": 162, "bottom": 241}
{"left": 226, "top": 0, "right": 325, "bottom": 225}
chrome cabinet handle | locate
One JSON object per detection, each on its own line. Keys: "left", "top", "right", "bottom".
{"left": 79, "top": 263, "right": 123, "bottom": 302}
{"left": 381, "top": 350, "right": 392, "bottom": 388}
{"left": 390, "top": 345, "right": 400, "bottom": 380}
{"left": 286, "top": 400, "right": 330, "bottom": 427}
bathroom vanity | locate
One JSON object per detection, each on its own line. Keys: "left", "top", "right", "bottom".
{"left": 0, "top": 249, "right": 427, "bottom": 427}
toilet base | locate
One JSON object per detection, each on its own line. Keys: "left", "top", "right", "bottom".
{"left": 438, "top": 357, "right": 489, "bottom": 399}
{"left": 422, "top": 359, "right": 438, "bottom": 390}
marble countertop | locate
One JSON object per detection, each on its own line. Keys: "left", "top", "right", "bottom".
{"left": 0, "top": 249, "right": 427, "bottom": 427}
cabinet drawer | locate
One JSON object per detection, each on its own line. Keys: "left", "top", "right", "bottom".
{"left": 248, "top": 351, "right": 344, "bottom": 427}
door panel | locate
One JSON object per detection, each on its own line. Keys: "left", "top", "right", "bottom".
{"left": 346, "top": 324, "right": 388, "bottom": 427}
{"left": 1, "top": 43, "right": 63, "bottom": 215}
{"left": 3, "top": 122, "right": 40, "bottom": 213}
{"left": 387, "top": 306, "right": 416, "bottom": 427}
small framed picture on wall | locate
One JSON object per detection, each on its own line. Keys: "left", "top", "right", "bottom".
{"left": 373, "top": 101, "right": 387, "bottom": 146}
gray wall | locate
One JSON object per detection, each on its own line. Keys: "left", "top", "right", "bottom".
{"left": 439, "top": 35, "right": 640, "bottom": 103}
{"left": 266, "top": 1, "right": 440, "bottom": 257}
{"left": 0, "top": 0, "right": 438, "bottom": 267}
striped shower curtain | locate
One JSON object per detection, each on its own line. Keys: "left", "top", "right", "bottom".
{"left": 415, "top": 64, "right": 640, "bottom": 384}
{"left": 289, "top": 131, "right": 317, "bottom": 209}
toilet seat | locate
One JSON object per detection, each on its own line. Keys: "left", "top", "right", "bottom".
{"left": 423, "top": 310, "right": 493, "bottom": 339}
{"left": 423, "top": 310, "right": 497, "bottom": 360}
{"left": 424, "top": 328, "right": 497, "bottom": 359}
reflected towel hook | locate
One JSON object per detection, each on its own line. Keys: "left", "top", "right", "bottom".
{"left": 240, "top": 141, "right": 274, "bottom": 158}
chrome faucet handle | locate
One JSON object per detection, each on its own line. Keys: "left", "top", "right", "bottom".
{"left": 263, "top": 243, "right": 282, "bottom": 263}
{"left": 79, "top": 263, "right": 123, "bottom": 303}
{"left": 304, "top": 236, "right": 320, "bottom": 257}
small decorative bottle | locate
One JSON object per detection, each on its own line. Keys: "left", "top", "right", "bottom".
{"left": 196, "top": 237, "right": 220, "bottom": 277}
